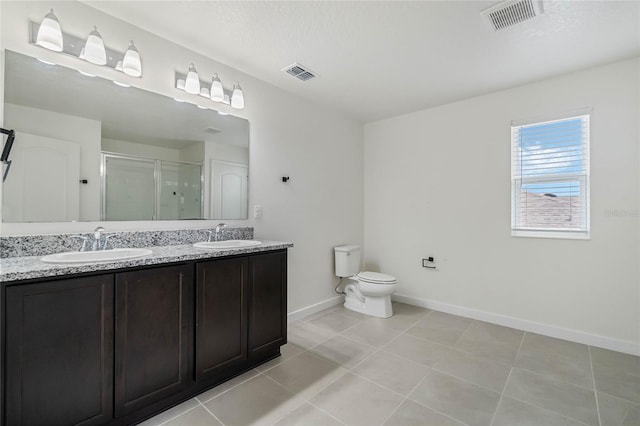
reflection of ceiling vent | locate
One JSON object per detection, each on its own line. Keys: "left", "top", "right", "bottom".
{"left": 282, "top": 63, "right": 317, "bottom": 81}
{"left": 481, "top": 0, "right": 544, "bottom": 31}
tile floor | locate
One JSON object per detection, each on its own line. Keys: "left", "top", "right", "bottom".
{"left": 140, "top": 303, "right": 640, "bottom": 426}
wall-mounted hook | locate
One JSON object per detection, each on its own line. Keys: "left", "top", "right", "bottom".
{"left": 282, "top": 176, "right": 290, "bottom": 182}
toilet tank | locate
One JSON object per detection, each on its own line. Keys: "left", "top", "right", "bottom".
{"left": 334, "top": 245, "right": 361, "bottom": 277}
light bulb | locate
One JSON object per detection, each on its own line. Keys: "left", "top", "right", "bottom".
{"left": 83, "top": 26, "right": 106, "bottom": 65}
{"left": 231, "top": 83, "right": 244, "bottom": 109}
{"left": 184, "top": 63, "right": 200, "bottom": 95}
{"left": 210, "top": 74, "right": 224, "bottom": 102}
{"left": 35, "top": 9, "right": 63, "bottom": 52}
{"left": 122, "top": 41, "right": 142, "bottom": 77}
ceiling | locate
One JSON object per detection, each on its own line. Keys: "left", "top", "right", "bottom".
{"left": 87, "top": 0, "right": 639, "bottom": 122}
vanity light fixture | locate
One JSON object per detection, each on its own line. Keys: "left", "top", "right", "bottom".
{"left": 122, "top": 41, "right": 142, "bottom": 77}
{"left": 83, "top": 27, "right": 107, "bottom": 65}
{"left": 35, "top": 9, "right": 63, "bottom": 51}
{"left": 184, "top": 63, "right": 201, "bottom": 94}
{"left": 175, "top": 68, "right": 245, "bottom": 109}
{"left": 231, "top": 83, "right": 245, "bottom": 109}
{"left": 30, "top": 11, "right": 143, "bottom": 79}
{"left": 210, "top": 74, "right": 224, "bottom": 102}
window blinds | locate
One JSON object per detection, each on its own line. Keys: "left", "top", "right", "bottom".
{"left": 511, "top": 114, "right": 590, "bottom": 233}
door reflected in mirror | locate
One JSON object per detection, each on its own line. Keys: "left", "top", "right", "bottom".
{"left": 1, "top": 50, "right": 249, "bottom": 223}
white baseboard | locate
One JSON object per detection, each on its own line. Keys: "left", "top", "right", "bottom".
{"left": 288, "top": 296, "right": 344, "bottom": 323}
{"left": 392, "top": 293, "right": 640, "bottom": 356}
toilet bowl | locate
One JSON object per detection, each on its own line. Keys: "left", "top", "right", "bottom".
{"left": 344, "top": 271, "right": 398, "bottom": 318}
{"left": 334, "top": 245, "right": 398, "bottom": 318}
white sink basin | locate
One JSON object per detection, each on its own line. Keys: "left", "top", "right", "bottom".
{"left": 193, "top": 240, "right": 262, "bottom": 250}
{"left": 41, "top": 248, "right": 153, "bottom": 264}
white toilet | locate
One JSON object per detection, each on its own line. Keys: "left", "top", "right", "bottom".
{"left": 334, "top": 245, "right": 398, "bottom": 318}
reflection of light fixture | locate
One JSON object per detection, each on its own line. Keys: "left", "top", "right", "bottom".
{"left": 185, "top": 63, "right": 200, "bottom": 94}
{"left": 113, "top": 81, "right": 131, "bottom": 88}
{"left": 122, "top": 41, "right": 142, "bottom": 77}
{"left": 83, "top": 27, "right": 107, "bottom": 65}
{"left": 210, "top": 74, "right": 224, "bottom": 102}
{"left": 35, "top": 9, "right": 63, "bottom": 52}
{"left": 175, "top": 69, "right": 245, "bottom": 110}
{"left": 30, "top": 17, "right": 142, "bottom": 78}
{"left": 231, "top": 83, "right": 244, "bottom": 109}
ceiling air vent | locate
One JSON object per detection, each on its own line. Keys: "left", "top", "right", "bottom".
{"left": 481, "top": 0, "right": 544, "bottom": 31}
{"left": 282, "top": 63, "right": 317, "bottom": 82}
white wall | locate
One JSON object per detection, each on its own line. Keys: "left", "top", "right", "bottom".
{"left": 364, "top": 58, "right": 640, "bottom": 352}
{"left": 102, "top": 138, "right": 181, "bottom": 162}
{"left": 0, "top": 1, "right": 364, "bottom": 314}
{"left": 5, "top": 103, "right": 101, "bottom": 221}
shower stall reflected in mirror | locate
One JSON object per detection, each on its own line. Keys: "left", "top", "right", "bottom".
{"left": 101, "top": 153, "right": 203, "bottom": 221}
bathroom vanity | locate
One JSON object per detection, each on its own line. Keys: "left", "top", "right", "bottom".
{"left": 0, "top": 234, "right": 291, "bottom": 425}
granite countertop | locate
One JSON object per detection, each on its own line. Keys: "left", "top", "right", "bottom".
{"left": 0, "top": 240, "right": 293, "bottom": 283}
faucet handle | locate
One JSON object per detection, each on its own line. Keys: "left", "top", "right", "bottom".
{"left": 102, "top": 234, "right": 116, "bottom": 250}
{"left": 205, "top": 230, "right": 214, "bottom": 242}
{"left": 70, "top": 235, "right": 89, "bottom": 252}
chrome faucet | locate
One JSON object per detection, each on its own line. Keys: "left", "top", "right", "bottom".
{"left": 210, "top": 223, "right": 226, "bottom": 242}
{"left": 91, "top": 226, "right": 112, "bottom": 251}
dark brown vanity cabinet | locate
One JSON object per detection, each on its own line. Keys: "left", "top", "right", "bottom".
{"left": 248, "top": 251, "right": 287, "bottom": 358}
{"left": 5, "top": 275, "right": 114, "bottom": 426}
{"left": 114, "top": 264, "right": 193, "bottom": 417}
{"left": 196, "top": 257, "right": 249, "bottom": 381}
{"left": 2, "top": 249, "right": 287, "bottom": 426}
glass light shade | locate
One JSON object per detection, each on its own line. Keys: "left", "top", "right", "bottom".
{"left": 231, "top": 83, "right": 244, "bottom": 109}
{"left": 122, "top": 41, "right": 142, "bottom": 77}
{"left": 36, "top": 9, "right": 63, "bottom": 52}
{"left": 210, "top": 74, "right": 224, "bottom": 102}
{"left": 184, "top": 63, "right": 200, "bottom": 95}
{"left": 83, "top": 27, "right": 107, "bottom": 65}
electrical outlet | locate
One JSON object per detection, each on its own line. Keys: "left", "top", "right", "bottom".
{"left": 253, "top": 205, "right": 263, "bottom": 220}
{"left": 422, "top": 257, "right": 436, "bottom": 270}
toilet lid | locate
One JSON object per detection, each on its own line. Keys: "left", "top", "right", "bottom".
{"left": 357, "top": 271, "right": 396, "bottom": 284}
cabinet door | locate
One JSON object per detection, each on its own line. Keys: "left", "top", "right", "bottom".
{"left": 196, "top": 257, "right": 248, "bottom": 381}
{"left": 248, "top": 251, "right": 287, "bottom": 358}
{"left": 115, "top": 264, "right": 193, "bottom": 416}
{"left": 5, "top": 275, "right": 114, "bottom": 426}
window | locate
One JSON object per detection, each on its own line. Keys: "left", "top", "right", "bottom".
{"left": 511, "top": 113, "right": 590, "bottom": 238}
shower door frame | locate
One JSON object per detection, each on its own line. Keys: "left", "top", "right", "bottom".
{"left": 100, "top": 152, "right": 204, "bottom": 221}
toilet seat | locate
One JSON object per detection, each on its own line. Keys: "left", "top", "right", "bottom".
{"left": 356, "top": 271, "right": 396, "bottom": 284}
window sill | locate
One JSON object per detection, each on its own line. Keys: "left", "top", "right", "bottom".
{"left": 511, "top": 230, "right": 591, "bottom": 240}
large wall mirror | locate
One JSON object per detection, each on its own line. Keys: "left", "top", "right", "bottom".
{"left": 2, "top": 50, "right": 249, "bottom": 222}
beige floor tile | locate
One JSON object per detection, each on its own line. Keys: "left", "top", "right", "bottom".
{"left": 409, "top": 368, "right": 500, "bottom": 426}
{"left": 255, "top": 343, "right": 306, "bottom": 372}
{"left": 162, "top": 406, "right": 222, "bottom": 426}
{"left": 310, "top": 334, "right": 376, "bottom": 369}
{"left": 351, "top": 350, "right": 429, "bottom": 396}
{"left": 590, "top": 347, "right": 640, "bottom": 373}
{"left": 492, "top": 397, "right": 587, "bottom": 426}
{"left": 593, "top": 364, "right": 640, "bottom": 404}
{"left": 515, "top": 349, "right": 593, "bottom": 389}
{"left": 383, "top": 399, "right": 465, "bottom": 426}
{"left": 195, "top": 369, "right": 261, "bottom": 403}
{"left": 598, "top": 392, "right": 640, "bottom": 426}
{"left": 504, "top": 368, "right": 599, "bottom": 425}
{"left": 306, "top": 311, "right": 365, "bottom": 334}
{"left": 310, "top": 373, "right": 403, "bottom": 426}
{"left": 266, "top": 351, "right": 349, "bottom": 400}
{"left": 406, "top": 311, "right": 472, "bottom": 346}
{"left": 204, "top": 375, "right": 304, "bottom": 426}
{"left": 273, "top": 403, "right": 344, "bottom": 426}
{"left": 138, "top": 398, "right": 200, "bottom": 426}
{"left": 288, "top": 321, "right": 336, "bottom": 350}
{"left": 521, "top": 333, "right": 590, "bottom": 363}
{"left": 382, "top": 334, "right": 451, "bottom": 367}
{"left": 340, "top": 319, "right": 403, "bottom": 348}
{"left": 432, "top": 348, "right": 511, "bottom": 392}
{"left": 455, "top": 321, "right": 523, "bottom": 365}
